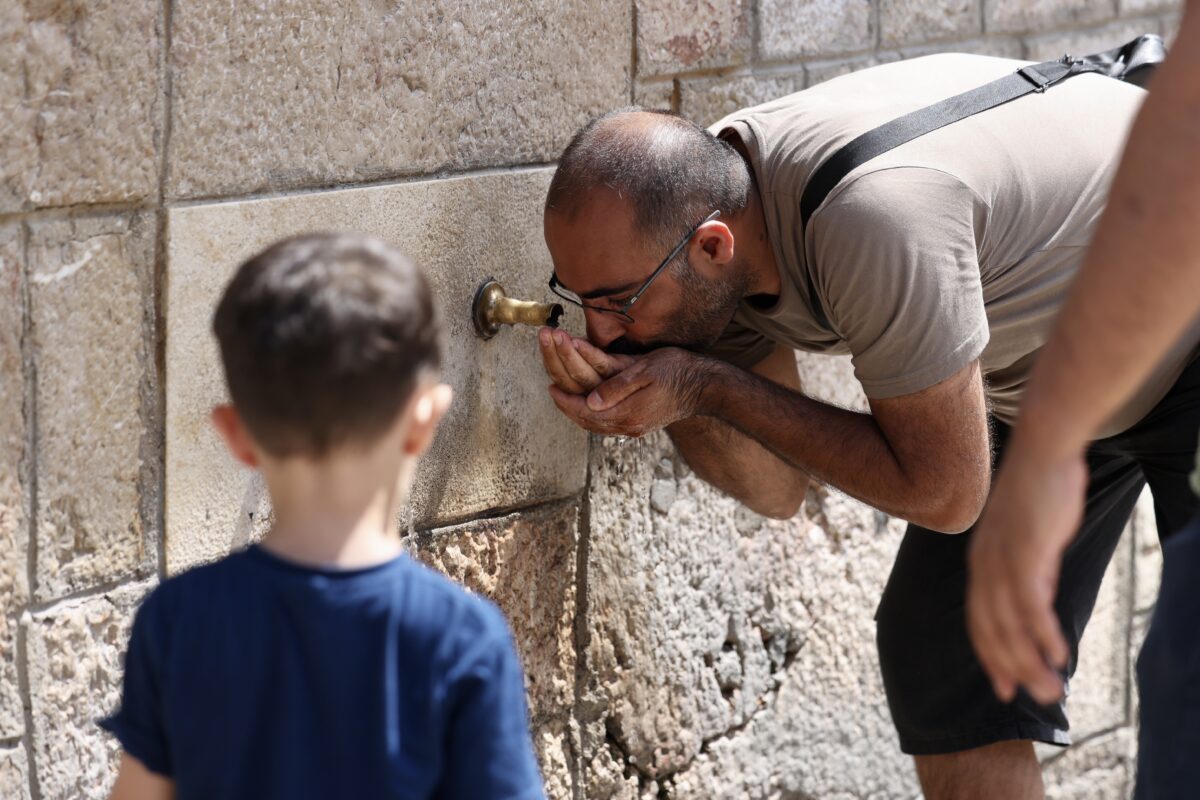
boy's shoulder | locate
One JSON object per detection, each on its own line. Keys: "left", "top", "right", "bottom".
{"left": 139, "top": 546, "right": 511, "bottom": 646}
{"left": 397, "top": 555, "right": 514, "bottom": 645}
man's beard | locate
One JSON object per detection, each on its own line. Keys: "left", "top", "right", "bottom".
{"left": 605, "top": 254, "right": 748, "bottom": 356}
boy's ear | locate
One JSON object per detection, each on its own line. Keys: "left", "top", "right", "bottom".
{"left": 211, "top": 405, "right": 260, "bottom": 468}
{"left": 402, "top": 383, "right": 454, "bottom": 457}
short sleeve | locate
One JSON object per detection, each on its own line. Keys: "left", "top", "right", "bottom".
{"left": 701, "top": 313, "right": 777, "bottom": 370}
{"left": 98, "top": 592, "right": 172, "bottom": 777}
{"left": 437, "top": 607, "right": 545, "bottom": 799}
{"left": 809, "top": 167, "right": 990, "bottom": 398}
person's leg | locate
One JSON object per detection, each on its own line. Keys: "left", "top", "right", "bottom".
{"left": 878, "top": 423, "right": 1146, "bottom": 800}
{"left": 915, "top": 740, "right": 1042, "bottom": 800}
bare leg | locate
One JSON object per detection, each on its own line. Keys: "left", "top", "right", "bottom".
{"left": 915, "top": 740, "right": 1043, "bottom": 800}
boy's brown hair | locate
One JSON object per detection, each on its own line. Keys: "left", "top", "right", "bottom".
{"left": 212, "top": 232, "right": 443, "bottom": 458}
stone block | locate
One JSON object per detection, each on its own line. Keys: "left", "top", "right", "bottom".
{"left": 166, "top": 1, "right": 630, "bottom": 200}
{"left": 634, "top": 81, "right": 677, "bottom": 111}
{"left": 25, "top": 580, "right": 156, "bottom": 800}
{"left": 759, "top": 0, "right": 874, "bottom": 61}
{"left": 164, "top": 170, "right": 588, "bottom": 571}
{"left": 1120, "top": 0, "right": 1182, "bottom": 14}
{"left": 28, "top": 215, "right": 158, "bottom": 601}
{"left": 1067, "top": 522, "right": 1134, "bottom": 740}
{"left": 679, "top": 72, "right": 805, "bottom": 126}
{"left": 899, "top": 35, "right": 1025, "bottom": 59}
{"left": 804, "top": 56, "right": 884, "bottom": 88}
{"left": 635, "top": 0, "right": 751, "bottom": 76}
{"left": 1131, "top": 487, "right": 1161, "bottom": 614}
{"left": 0, "top": 225, "right": 28, "bottom": 738}
{"left": 1024, "top": 19, "right": 1156, "bottom": 62}
{"left": 0, "top": 744, "right": 31, "bottom": 800}
{"left": 411, "top": 502, "right": 580, "bottom": 800}
{"left": 986, "top": 0, "right": 1116, "bottom": 35}
{"left": 1043, "top": 727, "right": 1137, "bottom": 799}
{"left": 0, "top": 1, "right": 160, "bottom": 211}
{"left": 582, "top": 429, "right": 921, "bottom": 797}
{"left": 880, "top": 0, "right": 983, "bottom": 48}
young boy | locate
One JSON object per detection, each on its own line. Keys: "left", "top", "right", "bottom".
{"left": 101, "top": 233, "right": 546, "bottom": 799}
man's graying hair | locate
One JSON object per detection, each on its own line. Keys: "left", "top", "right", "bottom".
{"left": 545, "top": 108, "right": 752, "bottom": 248}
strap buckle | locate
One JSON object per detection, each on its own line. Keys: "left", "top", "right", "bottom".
{"left": 1017, "top": 55, "right": 1083, "bottom": 93}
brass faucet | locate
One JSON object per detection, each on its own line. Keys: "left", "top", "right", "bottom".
{"left": 471, "top": 278, "right": 564, "bottom": 340}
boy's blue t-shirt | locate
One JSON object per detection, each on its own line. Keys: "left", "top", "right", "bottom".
{"left": 100, "top": 545, "right": 545, "bottom": 800}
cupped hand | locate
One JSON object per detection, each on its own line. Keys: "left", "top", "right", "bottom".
{"left": 548, "top": 347, "right": 712, "bottom": 437}
{"left": 538, "top": 327, "right": 636, "bottom": 395}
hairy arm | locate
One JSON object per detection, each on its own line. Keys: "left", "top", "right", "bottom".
{"left": 666, "top": 344, "right": 811, "bottom": 519}
{"left": 565, "top": 350, "right": 991, "bottom": 534}
{"left": 1015, "top": 9, "right": 1200, "bottom": 456}
{"left": 699, "top": 358, "right": 990, "bottom": 533}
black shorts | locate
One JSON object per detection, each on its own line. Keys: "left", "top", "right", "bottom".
{"left": 877, "top": 355, "right": 1200, "bottom": 756}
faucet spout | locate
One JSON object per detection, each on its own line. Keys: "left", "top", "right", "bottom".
{"left": 472, "top": 278, "right": 563, "bottom": 340}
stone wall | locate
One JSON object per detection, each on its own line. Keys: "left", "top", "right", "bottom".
{"left": 0, "top": 1, "right": 1181, "bottom": 798}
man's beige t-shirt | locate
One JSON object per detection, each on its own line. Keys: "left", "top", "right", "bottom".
{"left": 707, "top": 53, "right": 1199, "bottom": 437}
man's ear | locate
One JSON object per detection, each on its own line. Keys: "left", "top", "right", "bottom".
{"left": 694, "top": 221, "right": 735, "bottom": 272}
{"left": 211, "top": 405, "right": 260, "bottom": 468}
{"left": 403, "top": 384, "right": 454, "bottom": 457}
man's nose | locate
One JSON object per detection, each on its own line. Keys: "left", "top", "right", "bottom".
{"left": 584, "top": 308, "right": 624, "bottom": 349}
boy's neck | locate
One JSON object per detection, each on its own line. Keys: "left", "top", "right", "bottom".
{"left": 256, "top": 450, "right": 414, "bottom": 570}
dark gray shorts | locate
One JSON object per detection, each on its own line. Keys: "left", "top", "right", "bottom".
{"left": 876, "top": 355, "right": 1200, "bottom": 756}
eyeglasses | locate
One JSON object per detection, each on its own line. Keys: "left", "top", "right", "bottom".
{"left": 549, "top": 210, "right": 721, "bottom": 324}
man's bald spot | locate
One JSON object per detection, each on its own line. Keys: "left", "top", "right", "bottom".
{"left": 545, "top": 107, "right": 750, "bottom": 247}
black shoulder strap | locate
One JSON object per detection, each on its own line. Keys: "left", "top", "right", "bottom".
{"left": 798, "top": 34, "right": 1166, "bottom": 330}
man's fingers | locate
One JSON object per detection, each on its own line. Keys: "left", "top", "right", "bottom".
{"left": 540, "top": 327, "right": 586, "bottom": 394}
{"left": 574, "top": 338, "right": 636, "bottom": 376}
{"left": 553, "top": 330, "right": 604, "bottom": 390}
{"left": 968, "top": 592, "right": 1019, "bottom": 702}
{"left": 1014, "top": 573, "right": 1071, "bottom": 670}
{"left": 990, "top": 583, "right": 1065, "bottom": 704}
{"left": 588, "top": 367, "right": 652, "bottom": 411}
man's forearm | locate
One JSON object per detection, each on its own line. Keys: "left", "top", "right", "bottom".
{"left": 696, "top": 361, "right": 983, "bottom": 532}
{"left": 1016, "top": 12, "right": 1200, "bottom": 456}
{"left": 667, "top": 416, "right": 810, "bottom": 519}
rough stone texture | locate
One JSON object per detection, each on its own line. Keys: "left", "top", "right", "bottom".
{"left": 636, "top": 0, "right": 751, "bottom": 76}
{"left": 411, "top": 503, "right": 580, "bottom": 800}
{"left": 759, "top": 0, "right": 875, "bottom": 61}
{"left": 899, "top": 35, "right": 1025, "bottom": 59}
{"left": 28, "top": 215, "right": 158, "bottom": 601}
{"left": 1131, "top": 488, "right": 1161, "bottom": 615}
{"left": 166, "top": 1, "right": 630, "bottom": 200}
{"left": 881, "top": 0, "right": 983, "bottom": 48}
{"left": 25, "top": 580, "right": 156, "bottom": 800}
{"left": 804, "top": 55, "right": 886, "bottom": 87}
{"left": 634, "top": 81, "right": 677, "bottom": 111}
{"left": 1120, "top": 0, "right": 1182, "bottom": 14}
{"left": 0, "top": 225, "right": 28, "bottom": 739}
{"left": 581, "top": 356, "right": 925, "bottom": 798}
{"left": 986, "top": 0, "right": 1117, "bottom": 35}
{"left": 0, "top": 1, "right": 160, "bottom": 212}
{"left": 679, "top": 71, "right": 805, "bottom": 125}
{"left": 1043, "top": 727, "right": 1138, "bottom": 800}
{"left": 165, "top": 170, "right": 588, "bottom": 572}
{"left": 1025, "top": 18, "right": 1157, "bottom": 61}
{"left": 0, "top": 744, "right": 31, "bottom": 800}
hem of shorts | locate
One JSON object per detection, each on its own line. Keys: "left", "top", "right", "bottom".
{"left": 899, "top": 721, "right": 1071, "bottom": 756}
